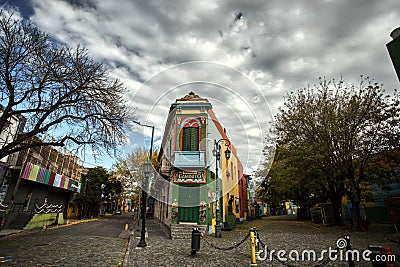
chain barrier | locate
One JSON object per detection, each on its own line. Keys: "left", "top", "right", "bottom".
{"left": 200, "top": 232, "right": 250, "bottom": 251}
{"left": 198, "top": 228, "right": 349, "bottom": 267}
{"left": 0, "top": 256, "right": 13, "bottom": 263}
{"left": 257, "top": 233, "right": 338, "bottom": 267}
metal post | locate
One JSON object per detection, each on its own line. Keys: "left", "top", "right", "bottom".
{"left": 250, "top": 228, "right": 257, "bottom": 267}
{"left": 135, "top": 121, "right": 155, "bottom": 248}
{"left": 214, "top": 140, "right": 221, "bottom": 238}
{"left": 344, "top": 235, "right": 355, "bottom": 267}
{"left": 137, "top": 179, "right": 147, "bottom": 247}
{"left": 191, "top": 227, "right": 201, "bottom": 255}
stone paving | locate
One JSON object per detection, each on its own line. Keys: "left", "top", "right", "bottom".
{"left": 126, "top": 216, "right": 400, "bottom": 267}
{"left": 1, "top": 215, "right": 399, "bottom": 266}
{"left": 0, "top": 217, "right": 129, "bottom": 267}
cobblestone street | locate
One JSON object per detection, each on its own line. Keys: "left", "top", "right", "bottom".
{"left": 0, "top": 215, "right": 130, "bottom": 267}
{"left": 127, "top": 215, "right": 400, "bottom": 267}
{"left": 1, "top": 214, "right": 399, "bottom": 267}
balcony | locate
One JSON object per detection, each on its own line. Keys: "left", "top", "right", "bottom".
{"left": 160, "top": 158, "right": 172, "bottom": 176}
{"left": 173, "top": 151, "right": 206, "bottom": 170}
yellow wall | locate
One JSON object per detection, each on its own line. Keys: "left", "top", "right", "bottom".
{"left": 222, "top": 151, "right": 240, "bottom": 221}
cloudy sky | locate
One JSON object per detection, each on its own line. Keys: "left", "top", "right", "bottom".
{"left": 1, "top": 0, "right": 400, "bottom": 175}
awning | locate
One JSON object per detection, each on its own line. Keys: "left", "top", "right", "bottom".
{"left": 21, "top": 162, "right": 81, "bottom": 193}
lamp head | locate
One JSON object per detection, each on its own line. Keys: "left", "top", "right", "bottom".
{"left": 212, "top": 147, "right": 217, "bottom": 157}
{"left": 224, "top": 148, "right": 231, "bottom": 160}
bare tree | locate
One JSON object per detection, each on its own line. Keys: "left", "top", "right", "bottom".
{"left": 0, "top": 10, "right": 132, "bottom": 160}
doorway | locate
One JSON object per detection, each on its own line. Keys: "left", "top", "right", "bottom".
{"left": 178, "top": 185, "right": 200, "bottom": 223}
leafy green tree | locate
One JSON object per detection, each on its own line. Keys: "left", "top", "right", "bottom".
{"left": 81, "top": 166, "right": 122, "bottom": 217}
{"left": 366, "top": 149, "right": 400, "bottom": 191}
{"left": 257, "top": 144, "right": 327, "bottom": 218}
{"left": 266, "top": 77, "right": 400, "bottom": 230}
{"left": 110, "top": 147, "right": 159, "bottom": 212}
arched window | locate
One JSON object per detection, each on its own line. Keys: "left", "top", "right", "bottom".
{"left": 182, "top": 127, "right": 199, "bottom": 151}
{"left": 180, "top": 118, "right": 201, "bottom": 151}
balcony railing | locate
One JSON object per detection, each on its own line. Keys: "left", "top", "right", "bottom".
{"left": 173, "top": 151, "right": 206, "bottom": 169}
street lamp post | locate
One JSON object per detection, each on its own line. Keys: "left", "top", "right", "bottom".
{"left": 213, "top": 139, "right": 231, "bottom": 238}
{"left": 133, "top": 121, "right": 154, "bottom": 248}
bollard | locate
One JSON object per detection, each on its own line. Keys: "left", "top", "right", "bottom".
{"left": 191, "top": 227, "right": 201, "bottom": 255}
{"left": 344, "top": 236, "right": 355, "bottom": 267}
{"left": 368, "top": 245, "right": 385, "bottom": 267}
{"left": 250, "top": 228, "right": 257, "bottom": 267}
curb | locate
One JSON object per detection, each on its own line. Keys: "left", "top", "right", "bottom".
{"left": 123, "top": 232, "right": 134, "bottom": 267}
{"left": 0, "top": 218, "right": 99, "bottom": 239}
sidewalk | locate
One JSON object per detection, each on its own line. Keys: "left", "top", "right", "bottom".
{"left": 0, "top": 229, "right": 23, "bottom": 237}
{"left": 124, "top": 216, "right": 400, "bottom": 267}
{"left": 0, "top": 218, "right": 98, "bottom": 238}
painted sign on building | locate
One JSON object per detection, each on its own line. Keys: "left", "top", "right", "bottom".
{"left": 174, "top": 170, "right": 206, "bottom": 184}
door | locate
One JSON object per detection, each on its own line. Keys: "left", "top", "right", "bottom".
{"left": 178, "top": 185, "right": 200, "bottom": 223}
{"left": 23, "top": 187, "right": 33, "bottom": 212}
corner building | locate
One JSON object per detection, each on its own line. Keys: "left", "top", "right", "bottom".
{"left": 156, "top": 92, "right": 248, "bottom": 238}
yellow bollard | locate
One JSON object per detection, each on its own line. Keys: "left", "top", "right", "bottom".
{"left": 250, "top": 228, "right": 257, "bottom": 267}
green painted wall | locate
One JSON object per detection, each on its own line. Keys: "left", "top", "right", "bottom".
{"left": 171, "top": 170, "right": 218, "bottom": 225}
{"left": 24, "top": 213, "right": 64, "bottom": 230}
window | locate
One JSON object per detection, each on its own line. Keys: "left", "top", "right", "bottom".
{"left": 182, "top": 127, "right": 199, "bottom": 151}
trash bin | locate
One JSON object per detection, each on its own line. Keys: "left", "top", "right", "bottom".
{"left": 191, "top": 227, "right": 200, "bottom": 255}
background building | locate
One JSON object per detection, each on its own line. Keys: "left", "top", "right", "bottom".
{"left": 0, "top": 114, "right": 85, "bottom": 230}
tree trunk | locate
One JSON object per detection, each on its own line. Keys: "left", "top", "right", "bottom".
{"left": 331, "top": 196, "right": 343, "bottom": 225}
{"left": 296, "top": 190, "right": 310, "bottom": 220}
{"left": 328, "top": 182, "right": 344, "bottom": 226}
{"left": 297, "top": 204, "right": 309, "bottom": 220}
{"left": 351, "top": 201, "right": 367, "bottom": 231}
{"left": 332, "top": 197, "right": 344, "bottom": 226}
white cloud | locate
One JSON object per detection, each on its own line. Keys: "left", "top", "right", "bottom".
{"left": 5, "top": 0, "right": 400, "bottom": 172}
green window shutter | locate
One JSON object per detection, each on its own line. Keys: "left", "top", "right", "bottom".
{"left": 182, "top": 127, "right": 199, "bottom": 151}
{"left": 182, "top": 127, "right": 191, "bottom": 151}
{"left": 190, "top": 127, "right": 199, "bottom": 151}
